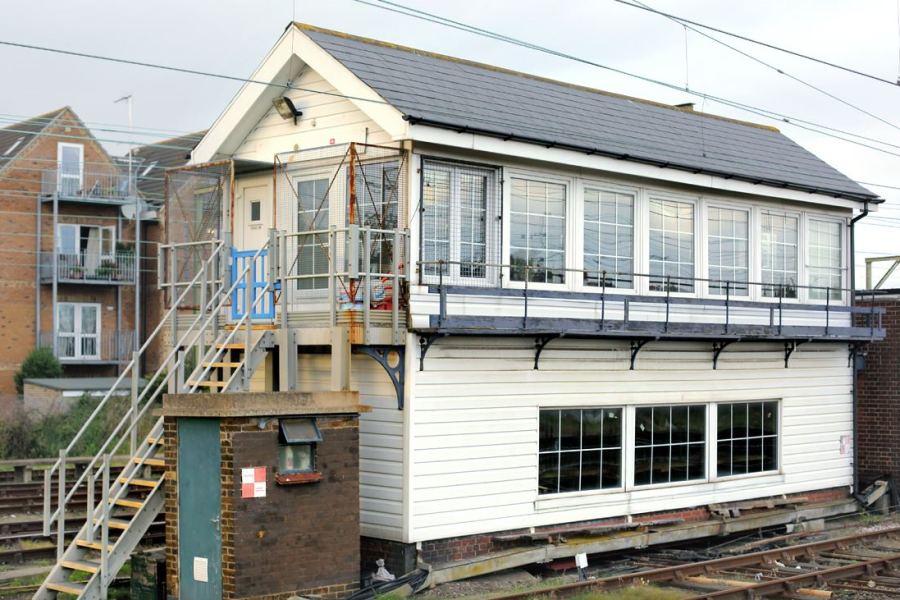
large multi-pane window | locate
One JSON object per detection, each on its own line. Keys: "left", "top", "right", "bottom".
{"left": 296, "top": 178, "right": 330, "bottom": 290}
{"left": 510, "top": 178, "right": 566, "bottom": 284}
{"left": 538, "top": 408, "right": 622, "bottom": 495}
{"left": 583, "top": 189, "right": 633, "bottom": 288}
{"left": 649, "top": 199, "right": 694, "bottom": 293}
{"left": 761, "top": 212, "right": 799, "bottom": 298}
{"left": 421, "top": 161, "right": 496, "bottom": 281}
{"left": 634, "top": 405, "right": 706, "bottom": 485}
{"left": 716, "top": 402, "right": 778, "bottom": 477}
{"left": 708, "top": 207, "right": 749, "bottom": 296}
{"left": 808, "top": 220, "right": 842, "bottom": 301}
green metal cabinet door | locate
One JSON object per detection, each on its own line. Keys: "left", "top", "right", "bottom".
{"left": 178, "top": 418, "right": 222, "bottom": 600}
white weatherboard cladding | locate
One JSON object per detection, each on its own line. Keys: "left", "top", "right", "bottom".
{"left": 408, "top": 337, "right": 852, "bottom": 542}
{"left": 294, "top": 354, "right": 404, "bottom": 540}
{"left": 234, "top": 65, "right": 393, "bottom": 162}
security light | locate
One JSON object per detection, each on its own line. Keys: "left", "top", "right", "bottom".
{"left": 273, "top": 96, "right": 302, "bottom": 125}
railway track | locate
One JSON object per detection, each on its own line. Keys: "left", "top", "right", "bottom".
{"left": 0, "top": 520, "right": 165, "bottom": 565}
{"left": 489, "top": 526, "right": 900, "bottom": 600}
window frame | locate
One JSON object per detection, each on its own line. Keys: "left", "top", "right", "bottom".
{"left": 56, "top": 301, "right": 101, "bottom": 361}
{"left": 712, "top": 400, "right": 781, "bottom": 482}
{"left": 291, "top": 171, "right": 334, "bottom": 295}
{"left": 805, "top": 215, "right": 846, "bottom": 305}
{"left": 705, "top": 201, "right": 752, "bottom": 299}
{"left": 577, "top": 181, "right": 638, "bottom": 292}
{"left": 758, "top": 208, "right": 803, "bottom": 303}
{"left": 57, "top": 224, "right": 116, "bottom": 260}
{"left": 537, "top": 407, "right": 626, "bottom": 497}
{"left": 503, "top": 170, "right": 573, "bottom": 291}
{"left": 644, "top": 192, "right": 699, "bottom": 297}
{"left": 57, "top": 142, "right": 84, "bottom": 193}
{"left": 420, "top": 159, "right": 501, "bottom": 287}
{"left": 277, "top": 418, "right": 322, "bottom": 475}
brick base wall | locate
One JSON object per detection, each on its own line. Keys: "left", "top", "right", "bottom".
{"left": 360, "top": 536, "right": 417, "bottom": 580}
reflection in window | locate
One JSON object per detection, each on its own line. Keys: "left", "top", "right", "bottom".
{"left": 808, "top": 220, "right": 842, "bottom": 301}
{"left": 634, "top": 405, "right": 706, "bottom": 485}
{"left": 649, "top": 200, "right": 694, "bottom": 293}
{"left": 510, "top": 179, "right": 566, "bottom": 283}
{"left": 717, "top": 402, "right": 778, "bottom": 477}
{"left": 761, "top": 213, "right": 798, "bottom": 298}
{"left": 538, "top": 408, "right": 622, "bottom": 495}
{"left": 708, "top": 207, "right": 749, "bottom": 296}
{"left": 584, "top": 189, "right": 633, "bottom": 289}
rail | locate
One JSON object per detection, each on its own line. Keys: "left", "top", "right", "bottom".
{"left": 39, "top": 329, "right": 134, "bottom": 364}
{"left": 418, "top": 260, "right": 885, "bottom": 341}
{"left": 39, "top": 251, "right": 136, "bottom": 284}
{"left": 41, "top": 167, "right": 129, "bottom": 202}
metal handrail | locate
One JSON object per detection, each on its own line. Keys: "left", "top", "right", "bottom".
{"left": 43, "top": 241, "right": 225, "bottom": 535}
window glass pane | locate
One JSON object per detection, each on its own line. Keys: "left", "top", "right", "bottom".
{"left": 716, "top": 401, "right": 779, "bottom": 477}
{"left": 634, "top": 404, "right": 706, "bottom": 486}
{"left": 250, "top": 200, "right": 261, "bottom": 222}
{"left": 511, "top": 178, "right": 566, "bottom": 283}
{"left": 278, "top": 444, "right": 313, "bottom": 473}
{"left": 583, "top": 189, "right": 633, "bottom": 289}
{"left": 649, "top": 199, "right": 694, "bottom": 292}
{"left": 279, "top": 418, "right": 322, "bottom": 443}
{"left": 808, "top": 220, "right": 842, "bottom": 301}
{"left": 539, "top": 407, "right": 622, "bottom": 494}
{"left": 762, "top": 213, "right": 799, "bottom": 298}
{"left": 708, "top": 207, "right": 749, "bottom": 296}
{"left": 296, "top": 178, "right": 330, "bottom": 290}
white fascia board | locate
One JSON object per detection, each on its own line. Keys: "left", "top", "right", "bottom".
{"left": 406, "top": 125, "right": 869, "bottom": 212}
{"left": 193, "top": 27, "right": 407, "bottom": 164}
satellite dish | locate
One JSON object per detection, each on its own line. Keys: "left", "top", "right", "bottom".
{"left": 120, "top": 201, "right": 143, "bottom": 221}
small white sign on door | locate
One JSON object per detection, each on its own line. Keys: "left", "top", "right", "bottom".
{"left": 193, "top": 556, "right": 209, "bottom": 583}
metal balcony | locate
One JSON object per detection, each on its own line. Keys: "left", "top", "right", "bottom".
{"left": 40, "top": 330, "right": 135, "bottom": 364}
{"left": 40, "top": 252, "right": 137, "bottom": 285}
{"left": 40, "top": 167, "right": 131, "bottom": 204}
{"left": 413, "top": 261, "right": 886, "bottom": 370}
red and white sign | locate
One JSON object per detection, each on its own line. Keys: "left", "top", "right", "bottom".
{"left": 241, "top": 467, "right": 267, "bottom": 499}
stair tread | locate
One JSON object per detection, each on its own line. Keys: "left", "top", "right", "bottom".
{"left": 111, "top": 496, "right": 144, "bottom": 508}
{"left": 202, "top": 361, "right": 242, "bottom": 368}
{"left": 94, "top": 516, "right": 133, "bottom": 530}
{"left": 76, "top": 539, "right": 115, "bottom": 551}
{"left": 215, "top": 343, "right": 248, "bottom": 349}
{"left": 188, "top": 380, "right": 227, "bottom": 387}
{"left": 118, "top": 476, "right": 161, "bottom": 488}
{"left": 147, "top": 436, "right": 165, "bottom": 445}
{"left": 133, "top": 457, "right": 165, "bottom": 467}
{"left": 225, "top": 323, "right": 278, "bottom": 330}
{"left": 48, "top": 580, "right": 87, "bottom": 594}
{"left": 62, "top": 558, "right": 101, "bottom": 574}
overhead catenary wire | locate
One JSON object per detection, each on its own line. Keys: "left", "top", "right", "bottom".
{"left": 352, "top": 0, "right": 900, "bottom": 166}
{"left": 0, "top": 112, "right": 205, "bottom": 139}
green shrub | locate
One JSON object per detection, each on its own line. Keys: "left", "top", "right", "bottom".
{"left": 14, "top": 347, "right": 63, "bottom": 394}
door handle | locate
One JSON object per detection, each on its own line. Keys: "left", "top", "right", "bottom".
{"left": 211, "top": 516, "right": 220, "bottom": 534}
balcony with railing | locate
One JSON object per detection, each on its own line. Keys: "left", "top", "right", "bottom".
{"left": 40, "top": 330, "right": 134, "bottom": 364}
{"left": 40, "top": 251, "right": 137, "bottom": 285}
{"left": 40, "top": 165, "right": 130, "bottom": 204}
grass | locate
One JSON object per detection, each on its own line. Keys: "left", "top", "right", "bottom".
{"left": 564, "top": 585, "right": 692, "bottom": 600}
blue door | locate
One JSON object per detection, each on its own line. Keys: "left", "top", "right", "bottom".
{"left": 231, "top": 247, "right": 278, "bottom": 320}
{"left": 178, "top": 418, "right": 222, "bottom": 600}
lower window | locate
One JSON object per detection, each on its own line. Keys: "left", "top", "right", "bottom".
{"left": 277, "top": 418, "right": 322, "bottom": 474}
{"left": 634, "top": 405, "right": 706, "bottom": 485}
{"left": 538, "top": 408, "right": 622, "bottom": 495}
{"left": 717, "top": 401, "right": 778, "bottom": 477}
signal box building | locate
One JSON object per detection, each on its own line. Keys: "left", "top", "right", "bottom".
{"left": 34, "top": 23, "right": 887, "bottom": 600}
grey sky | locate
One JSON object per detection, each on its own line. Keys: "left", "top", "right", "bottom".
{"left": 2, "top": 0, "right": 899, "bottom": 285}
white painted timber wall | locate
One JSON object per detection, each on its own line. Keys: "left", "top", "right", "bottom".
{"left": 295, "top": 354, "right": 405, "bottom": 540}
{"left": 408, "top": 337, "right": 852, "bottom": 543}
{"left": 234, "top": 65, "right": 393, "bottom": 162}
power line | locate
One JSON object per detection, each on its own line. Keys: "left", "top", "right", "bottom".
{"left": 0, "top": 39, "right": 392, "bottom": 106}
{"left": 628, "top": 0, "right": 900, "bottom": 133}
{"left": 0, "top": 112, "right": 205, "bottom": 140}
{"left": 0, "top": 116, "right": 204, "bottom": 143}
{"left": 0, "top": 126, "right": 193, "bottom": 152}
{"left": 610, "top": 0, "right": 900, "bottom": 88}
{"left": 353, "top": 0, "right": 900, "bottom": 165}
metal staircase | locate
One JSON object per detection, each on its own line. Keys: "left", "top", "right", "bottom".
{"left": 33, "top": 241, "right": 277, "bottom": 600}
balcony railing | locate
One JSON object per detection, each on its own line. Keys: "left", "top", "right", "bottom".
{"left": 41, "top": 167, "right": 130, "bottom": 202}
{"left": 40, "top": 252, "right": 137, "bottom": 284}
{"left": 40, "top": 330, "right": 135, "bottom": 364}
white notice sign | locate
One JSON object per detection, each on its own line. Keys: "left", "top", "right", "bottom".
{"left": 193, "top": 556, "right": 209, "bottom": 583}
{"left": 241, "top": 468, "right": 256, "bottom": 484}
{"left": 253, "top": 481, "right": 267, "bottom": 498}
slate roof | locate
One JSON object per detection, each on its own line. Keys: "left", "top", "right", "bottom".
{"left": 130, "top": 130, "right": 205, "bottom": 203}
{"left": 0, "top": 108, "right": 66, "bottom": 173}
{"left": 299, "top": 24, "right": 878, "bottom": 202}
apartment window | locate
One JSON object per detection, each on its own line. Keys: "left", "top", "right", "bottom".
{"left": 296, "top": 178, "right": 330, "bottom": 291}
{"left": 584, "top": 189, "right": 633, "bottom": 288}
{"left": 761, "top": 213, "right": 799, "bottom": 298}
{"left": 634, "top": 405, "right": 706, "bottom": 485}
{"left": 649, "top": 199, "right": 694, "bottom": 293}
{"left": 56, "top": 303, "right": 100, "bottom": 360}
{"left": 278, "top": 418, "right": 322, "bottom": 474}
{"left": 57, "top": 143, "right": 84, "bottom": 196}
{"left": 717, "top": 402, "right": 778, "bottom": 477}
{"left": 538, "top": 408, "right": 622, "bottom": 495}
{"left": 421, "top": 160, "right": 498, "bottom": 282}
{"left": 808, "top": 220, "right": 842, "bottom": 301}
{"left": 708, "top": 207, "right": 749, "bottom": 296}
{"left": 510, "top": 178, "right": 566, "bottom": 284}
